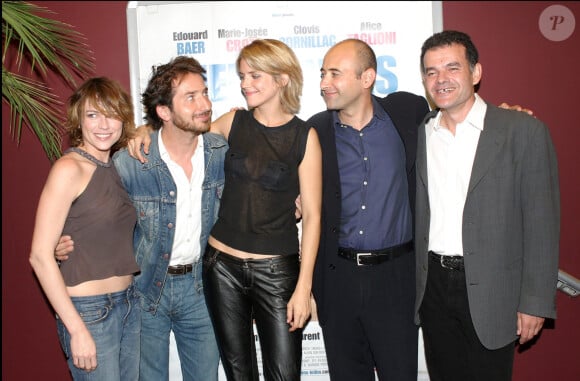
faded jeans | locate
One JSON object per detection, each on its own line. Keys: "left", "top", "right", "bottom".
{"left": 56, "top": 282, "right": 140, "bottom": 380}
{"left": 139, "top": 261, "right": 219, "bottom": 381}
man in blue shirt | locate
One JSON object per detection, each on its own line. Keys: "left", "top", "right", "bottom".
{"left": 308, "top": 38, "right": 429, "bottom": 381}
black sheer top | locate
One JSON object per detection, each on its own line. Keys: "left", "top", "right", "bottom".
{"left": 211, "top": 110, "right": 310, "bottom": 255}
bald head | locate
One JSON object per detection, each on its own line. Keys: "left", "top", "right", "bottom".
{"left": 325, "top": 39, "right": 377, "bottom": 77}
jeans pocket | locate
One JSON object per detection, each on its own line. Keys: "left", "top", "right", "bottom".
{"left": 78, "top": 305, "right": 111, "bottom": 326}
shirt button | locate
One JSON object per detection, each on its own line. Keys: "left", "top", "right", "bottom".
{"left": 359, "top": 230, "right": 364, "bottom": 235}
{"left": 361, "top": 205, "right": 366, "bottom": 210}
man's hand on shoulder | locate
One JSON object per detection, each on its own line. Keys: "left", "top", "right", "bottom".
{"left": 127, "top": 124, "right": 154, "bottom": 163}
{"left": 499, "top": 103, "right": 534, "bottom": 116}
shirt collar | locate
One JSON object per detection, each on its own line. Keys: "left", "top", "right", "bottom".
{"left": 332, "top": 96, "right": 388, "bottom": 129}
{"left": 158, "top": 127, "right": 170, "bottom": 161}
{"left": 158, "top": 127, "right": 204, "bottom": 161}
{"left": 467, "top": 93, "right": 487, "bottom": 131}
{"left": 432, "top": 93, "right": 487, "bottom": 132}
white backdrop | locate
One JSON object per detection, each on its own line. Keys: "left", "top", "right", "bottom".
{"left": 126, "top": 1, "right": 441, "bottom": 379}
{"left": 127, "top": 1, "right": 442, "bottom": 123}
{"left": 169, "top": 325, "right": 430, "bottom": 380}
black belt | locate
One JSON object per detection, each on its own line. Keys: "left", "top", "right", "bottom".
{"left": 338, "top": 241, "right": 413, "bottom": 266}
{"left": 429, "top": 251, "right": 464, "bottom": 271}
{"left": 167, "top": 264, "right": 193, "bottom": 275}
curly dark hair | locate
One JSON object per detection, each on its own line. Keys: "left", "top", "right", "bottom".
{"left": 141, "top": 56, "right": 207, "bottom": 130}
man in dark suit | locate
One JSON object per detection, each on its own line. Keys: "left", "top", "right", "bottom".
{"left": 414, "top": 30, "right": 560, "bottom": 381}
{"left": 308, "top": 38, "right": 429, "bottom": 381}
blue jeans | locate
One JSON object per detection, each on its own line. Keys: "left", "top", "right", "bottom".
{"left": 139, "top": 261, "right": 219, "bottom": 381}
{"left": 56, "top": 282, "right": 141, "bottom": 381}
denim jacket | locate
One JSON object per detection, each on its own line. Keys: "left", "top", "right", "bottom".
{"left": 113, "top": 130, "right": 227, "bottom": 312}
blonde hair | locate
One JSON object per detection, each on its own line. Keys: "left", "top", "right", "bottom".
{"left": 236, "top": 39, "right": 303, "bottom": 115}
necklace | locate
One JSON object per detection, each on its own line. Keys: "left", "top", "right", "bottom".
{"left": 66, "top": 147, "right": 111, "bottom": 168}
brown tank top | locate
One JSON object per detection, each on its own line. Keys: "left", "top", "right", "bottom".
{"left": 59, "top": 147, "right": 139, "bottom": 286}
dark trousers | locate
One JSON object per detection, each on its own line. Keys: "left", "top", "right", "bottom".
{"left": 420, "top": 255, "right": 515, "bottom": 381}
{"left": 321, "top": 250, "right": 417, "bottom": 381}
{"left": 203, "top": 245, "right": 302, "bottom": 381}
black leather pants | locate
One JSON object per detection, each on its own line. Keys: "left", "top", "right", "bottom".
{"left": 203, "top": 245, "right": 302, "bottom": 381}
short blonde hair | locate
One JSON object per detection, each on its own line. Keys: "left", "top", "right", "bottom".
{"left": 236, "top": 39, "right": 303, "bottom": 115}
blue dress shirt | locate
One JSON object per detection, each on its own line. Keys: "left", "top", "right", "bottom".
{"left": 334, "top": 97, "right": 412, "bottom": 250}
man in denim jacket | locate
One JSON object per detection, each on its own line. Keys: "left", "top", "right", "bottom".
{"left": 56, "top": 56, "right": 226, "bottom": 381}
{"left": 114, "top": 128, "right": 225, "bottom": 380}
{"left": 120, "top": 56, "right": 226, "bottom": 381}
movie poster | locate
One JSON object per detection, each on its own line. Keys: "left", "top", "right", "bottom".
{"left": 128, "top": 2, "right": 440, "bottom": 379}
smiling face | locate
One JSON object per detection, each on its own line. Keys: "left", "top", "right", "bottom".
{"left": 238, "top": 58, "right": 283, "bottom": 110}
{"left": 80, "top": 100, "right": 123, "bottom": 157}
{"left": 319, "top": 41, "right": 374, "bottom": 112}
{"left": 168, "top": 72, "right": 212, "bottom": 134}
{"left": 422, "top": 42, "right": 482, "bottom": 114}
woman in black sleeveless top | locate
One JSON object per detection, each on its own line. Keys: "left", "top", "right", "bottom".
{"left": 204, "top": 39, "right": 322, "bottom": 381}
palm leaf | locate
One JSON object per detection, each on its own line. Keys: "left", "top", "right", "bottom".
{"left": 2, "top": 68, "right": 63, "bottom": 160}
{"left": 2, "top": 1, "right": 96, "bottom": 161}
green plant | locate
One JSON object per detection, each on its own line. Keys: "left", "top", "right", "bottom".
{"left": 2, "top": 1, "right": 95, "bottom": 161}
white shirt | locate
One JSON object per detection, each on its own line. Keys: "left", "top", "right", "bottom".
{"left": 158, "top": 130, "right": 204, "bottom": 265}
{"left": 426, "top": 94, "right": 487, "bottom": 256}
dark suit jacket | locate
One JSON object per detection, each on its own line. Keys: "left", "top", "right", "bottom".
{"left": 307, "top": 91, "right": 429, "bottom": 324}
{"left": 414, "top": 103, "right": 560, "bottom": 349}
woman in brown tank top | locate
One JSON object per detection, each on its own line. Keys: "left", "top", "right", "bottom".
{"left": 29, "top": 77, "right": 140, "bottom": 380}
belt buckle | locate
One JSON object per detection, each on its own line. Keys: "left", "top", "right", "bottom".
{"left": 440, "top": 256, "right": 459, "bottom": 270}
{"left": 439, "top": 255, "right": 451, "bottom": 269}
{"left": 169, "top": 265, "right": 187, "bottom": 275}
{"left": 356, "top": 252, "right": 371, "bottom": 266}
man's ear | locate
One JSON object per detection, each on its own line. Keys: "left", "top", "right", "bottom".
{"left": 361, "top": 68, "right": 376, "bottom": 89}
{"left": 472, "top": 62, "right": 482, "bottom": 87}
{"left": 156, "top": 104, "right": 171, "bottom": 122}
